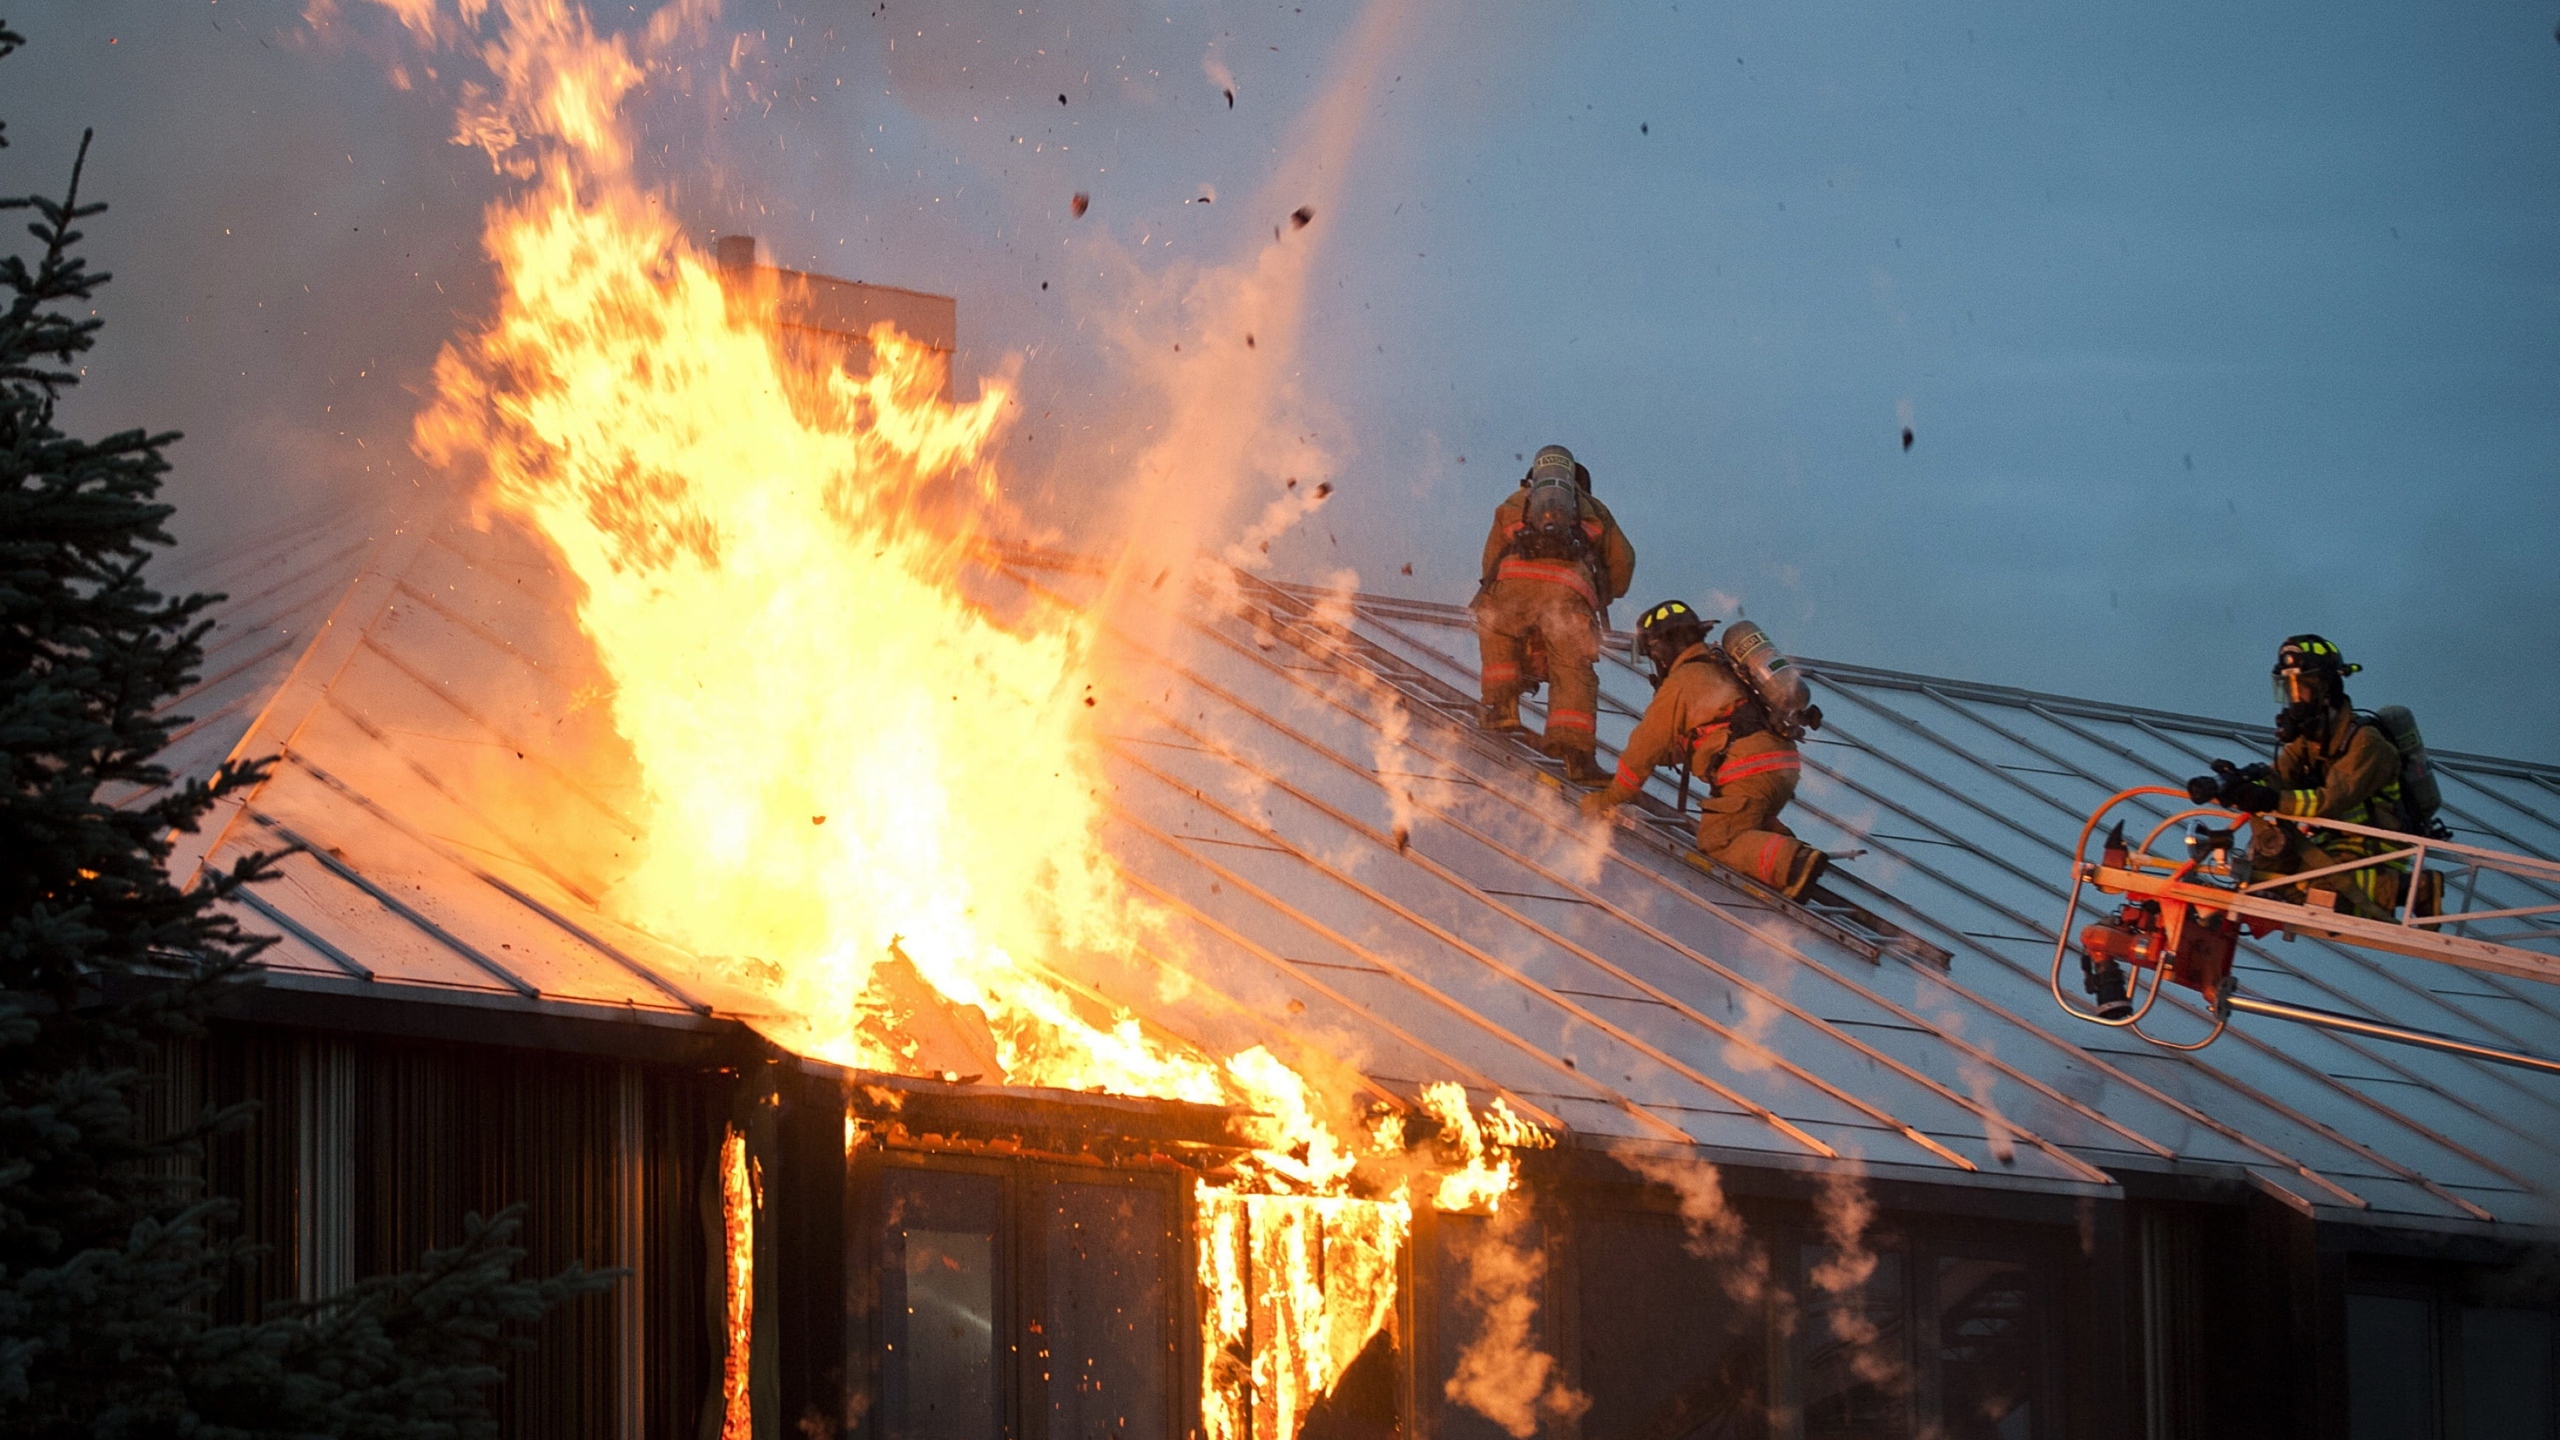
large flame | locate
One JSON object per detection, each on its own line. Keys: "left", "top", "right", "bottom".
{"left": 380, "top": 5, "right": 1553, "bottom": 1437}
{"left": 411, "top": 7, "right": 1231, "bottom": 1105}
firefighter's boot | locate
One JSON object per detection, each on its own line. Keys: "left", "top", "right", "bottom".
{"left": 1545, "top": 738, "right": 1607, "bottom": 786}
{"left": 1481, "top": 696, "right": 1524, "bottom": 733}
{"left": 1783, "top": 847, "right": 1830, "bottom": 901}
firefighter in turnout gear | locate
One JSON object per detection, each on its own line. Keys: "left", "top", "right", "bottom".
{"left": 1473, "top": 444, "right": 1636, "bottom": 783}
{"left": 2186, "top": 635, "right": 2410, "bottom": 920}
{"left": 1580, "top": 600, "right": 1830, "bottom": 899}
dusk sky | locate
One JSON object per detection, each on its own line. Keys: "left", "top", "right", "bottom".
{"left": 10, "top": 0, "right": 2557, "bottom": 757}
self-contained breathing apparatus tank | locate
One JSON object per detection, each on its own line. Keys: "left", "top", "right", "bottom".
{"left": 1717, "top": 620, "right": 1820, "bottom": 735}
{"left": 1513, "top": 445, "right": 1592, "bottom": 562}
{"left": 2367, "top": 704, "right": 2446, "bottom": 836}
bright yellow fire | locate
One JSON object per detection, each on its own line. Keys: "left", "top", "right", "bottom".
{"left": 717, "top": 1125, "right": 755, "bottom": 1440}
{"left": 1200, "top": 1192, "right": 1413, "bottom": 1440}
{"left": 389, "top": 5, "right": 1551, "bottom": 1438}
{"left": 418, "top": 162, "right": 1232, "bottom": 1098}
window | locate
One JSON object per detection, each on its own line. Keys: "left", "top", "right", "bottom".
{"left": 2347, "top": 1291, "right": 2438, "bottom": 1440}
{"left": 1801, "top": 1243, "right": 1910, "bottom": 1440}
{"left": 870, "top": 1161, "right": 1183, "bottom": 1440}
{"left": 1775, "top": 1227, "right": 2052, "bottom": 1440}
{"left": 2458, "top": 1308, "right": 2552, "bottom": 1440}
{"left": 1934, "top": 1257, "right": 2034, "bottom": 1440}
{"left": 1042, "top": 1181, "right": 1173, "bottom": 1440}
{"left": 1436, "top": 1211, "right": 1553, "bottom": 1440}
{"left": 882, "top": 1168, "right": 1006, "bottom": 1440}
{"left": 1575, "top": 1212, "right": 1765, "bottom": 1440}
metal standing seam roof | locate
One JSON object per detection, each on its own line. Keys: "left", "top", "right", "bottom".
{"left": 109, "top": 505, "right": 388, "bottom": 814}
{"left": 160, "top": 513, "right": 2560, "bottom": 1235}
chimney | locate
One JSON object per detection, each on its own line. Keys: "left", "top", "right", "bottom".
{"left": 715, "top": 234, "right": 757, "bottom": 274}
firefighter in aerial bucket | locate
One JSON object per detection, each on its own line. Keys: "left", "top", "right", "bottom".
{"left": 1579, "top": 600, "right": 1831, "bottom": 899}
{"left": 1472, "top": 444, "right": 1636, "bottom": 784}
{"left": 2185, "top": 634, "right": 2436, "bottom": 922}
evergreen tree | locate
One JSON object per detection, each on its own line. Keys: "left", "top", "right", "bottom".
{"left": 0, "top": 23, "right": 612, "bottom": 1437}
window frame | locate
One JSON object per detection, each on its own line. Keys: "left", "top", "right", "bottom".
{"left": 1774, "top": 1212, "right": 2066, "bottom": 1440}
{"left": 2342, "top": 1266, "right": 2560, "bottom": 1440}
{"left": 849, "top": 1150, "right": 1191, "bottom": 1440}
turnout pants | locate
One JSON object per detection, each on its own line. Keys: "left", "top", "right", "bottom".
{"left": 2249, "top": 821, "right": 2404, "bottom": 921}
{"left": 1693, "top": 738, "right": 1824, "bottom": 897}
{"left": 1474, "top": 577, "right": 1600, "bottom": 758}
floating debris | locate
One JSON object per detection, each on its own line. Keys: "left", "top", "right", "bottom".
{"left": 1071, "top": 192, "right": 1090, "bottom": 218}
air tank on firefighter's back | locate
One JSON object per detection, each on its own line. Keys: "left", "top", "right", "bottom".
{"left": 1719, "top": 620, "right": 1813, "bottom": 720}
{"left": 2368, "top": 705, "right": 2444, "bottom": 830}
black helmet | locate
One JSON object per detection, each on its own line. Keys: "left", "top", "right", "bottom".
{"left": 1634, "top": 599, "right": 1714, "bottom": 687}
{"left": 2272, "top": 633, "right": 2358, "bottom": 709}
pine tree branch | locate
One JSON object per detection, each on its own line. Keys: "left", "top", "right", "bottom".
{"left": 2, "top": 32, "right": 612, "bottom": 1439}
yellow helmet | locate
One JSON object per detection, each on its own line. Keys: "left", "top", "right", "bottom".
{"left": 1634, "top": 599, "right": 1714, "bottom": 686}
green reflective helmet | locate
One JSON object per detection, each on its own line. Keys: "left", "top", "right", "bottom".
{"left": 2272, "top": 633, "right": 2359, "bottom": 707}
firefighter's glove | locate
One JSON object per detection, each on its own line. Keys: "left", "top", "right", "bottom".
{"left": 1578, "top": 788, "right": 1627, "bottom": 819}
{"left": 1799, "top": 703, "right": 1823, "bottom": 733}
{"left": 2184, "top": 774, "right": 2221, "bottom": 806}
{"left": 2216, "top": 773, "right": 2281, "bottom": 814}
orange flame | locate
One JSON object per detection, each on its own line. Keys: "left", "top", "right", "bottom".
{"left": 374, "top": 6, "right": 1557, "bottom": 1437}
{"left": 1198, "top": 1191, "right": 1412, "bottom": 1440}
{"left": 1418, "top": 1082, "right": 1554, "bottom": 1213}
{"left": 409, "top": 1, "right": 1233, "bottom": 1105}
{"left": 718, "top": 1125, "right": 755, "bottom": 1440}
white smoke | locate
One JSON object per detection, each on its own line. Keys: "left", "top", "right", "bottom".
{"left": 1442, "top": 1204, "right": 1590, "bottom": 1439}
{"left": 1301, "top": 579, "right": 1431, "bottom": 855}
{"left": 1087, "top": 0, "right": 1418, "bottom": 648}
{"left": 1912, "top": 981, "right": 2019, "bottom": 1166}
{"left": 1616, "top": 1149, "right": 1766, "bottom": 1305}
{"left": 1718, "top": 986, "right": 1786, "bottom": 1076}
{"left": 1808, "top": 1164, "right": 1907, "bottom": 1398}
{"left": 1203, "top": 41, "right": 1237, "bottom": 109}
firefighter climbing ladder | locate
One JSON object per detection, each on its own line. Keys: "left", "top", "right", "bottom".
{"left": 1231, "top": 573, "right": 1948, "bottom": 968}
{"left": 2052, "top": 785, "right": 2560, "bottom": 1070}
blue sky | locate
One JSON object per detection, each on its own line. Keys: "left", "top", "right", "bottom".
{"left": 11, "top": 0, "right": 2557, "bottom": 756}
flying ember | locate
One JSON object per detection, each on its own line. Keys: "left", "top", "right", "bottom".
{"left": 384, "top": 4, "right": 1542, "bottom": 1437}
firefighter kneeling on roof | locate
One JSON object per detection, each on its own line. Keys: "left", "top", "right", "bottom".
{"left": 2184, "top": 634, "right": 2445, "bottom": 922}
{"left": 1580, "top": 600, "right": 1832, "bottom": 900}
{"left": 1472, "top": 443, "right": 1636, "bottom": 784}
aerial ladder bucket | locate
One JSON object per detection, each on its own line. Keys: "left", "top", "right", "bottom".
{"left": 2051, "top": 787, "right": 2560, "bottom": 1070}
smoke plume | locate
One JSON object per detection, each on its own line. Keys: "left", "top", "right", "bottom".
{"left": 1089, "top": 0, "right": 1417, "bottom": 641}
{"left": 1808, "top": 1164, "right": 1906, "bottom": 1397}
{"left": 1442, "top": 1204, "right": 1589, "bottom": 1439}
{"left": 1616, "top": 1149, "right": 1766, "bottom": 1305}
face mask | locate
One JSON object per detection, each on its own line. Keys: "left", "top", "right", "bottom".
{"left": 2271, "top": 670, "right": 2326, "bottom": 707}
{"left": 2275, "top": 699, "right": 2330, "bottom": 744}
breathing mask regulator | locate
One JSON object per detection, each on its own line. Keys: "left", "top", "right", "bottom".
{"left": 1633, "top": 599, "right": 1713, "bottom": 690}
{"left": 2271, "top": 633, "right": 2357, "bottom": 743}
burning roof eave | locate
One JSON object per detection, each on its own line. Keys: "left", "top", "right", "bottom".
{"left": 810, "top": 1054, "right": 1255, "bottom": 1171}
